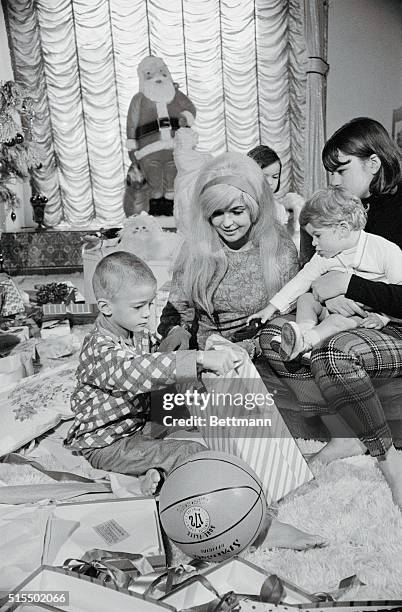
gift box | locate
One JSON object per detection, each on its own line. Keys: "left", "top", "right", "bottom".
{"left": 295, "top": 602, "right": 402, "bottom": 612}
{"left": 160, "top": 557, "right": 316, "bottom": 610}
{"left": 189, "top": 335, "right": 313, "bottom": 504}
{"left": 155, "top": 281, "right": 171, "bottom": 321}
{"left": 42, "top": 304, "right": 67, "bottom": 318}
{"left": 7, "top": 326, "right": 30, "bottom": 342}
{"left": 237, "top": 603, "right": 402, "bottom": 612}
{"left": 42, "top": 303, "right": 97, "bottom": 324}
{"left": 40, "top": 320, "right": 71, "bottom": 339}
{"left": 1, "top": 565, "right": 175, "bottom": 612}
{"left": 42, "top": 497, "right": 166, "bottom": 571}
{"left": 0, "top": 276, "right": 26, "bottom": 317}
{"left": 0, "top": 351, "right": 34, "bottom": 387}
{"left": 146, "top": 281, "right": 172, "bottom": 333}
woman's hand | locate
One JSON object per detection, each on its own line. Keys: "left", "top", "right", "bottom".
{"left": 248, "top": 303, "right": 277, "bottom": 324}
{"left": 359, "top": 313, "right": 386, "bottom": 329}
{"left": 200, "top": 347, "right": 243, "bottom": 376}
{"left": 158, "top": 326, "right": 191, "bottom": 352}
{"left": 325, "top": 296, "right": 367, "bottom": 318}
{"left": 311, "top": 271, "right": 352, "bottom": 302}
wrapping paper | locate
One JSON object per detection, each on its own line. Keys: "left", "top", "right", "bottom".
{"left": 191, "top": 335, "right": 313, "bottom": 504}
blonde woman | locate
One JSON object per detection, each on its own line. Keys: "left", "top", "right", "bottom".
{"left": 158, "top": 152, "right": 327, "bottom": 551}
{"left": 159, "top": 152, "right": 299, "bottom": 355}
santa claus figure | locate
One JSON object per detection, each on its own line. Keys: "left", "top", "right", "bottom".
{"left": 126, "top": 56, "right": 196, "bottom": 216}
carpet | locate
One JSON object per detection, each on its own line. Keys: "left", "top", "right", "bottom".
{"left": 246, "top": 450, "right": 402, "bottom": 599}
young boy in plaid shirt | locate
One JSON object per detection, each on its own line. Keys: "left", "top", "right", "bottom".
{"left": 65, "top": 251, "right": 242, "bottom": 495}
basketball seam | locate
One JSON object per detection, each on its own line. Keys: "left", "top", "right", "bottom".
{"left": 166, "top": 457, "right": 263, "bottom": 492}
{"left": 159, "top": 485, "right": 261, "bottom": 515}
{"left": 165, "top": 490, "right": 266, "bottom": 546}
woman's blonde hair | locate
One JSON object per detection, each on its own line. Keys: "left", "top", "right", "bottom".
{"left": 175, "top": 152, "right": 295, "bottom": 315}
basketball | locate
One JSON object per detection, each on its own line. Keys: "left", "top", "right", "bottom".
{"left": 158, "top": 450, "right": 267, "bottom": 561}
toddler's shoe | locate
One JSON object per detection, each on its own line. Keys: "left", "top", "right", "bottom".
{"left": 280, "top": 321, "right": 312, "bottom": 361}
{"left": 301, "top": 350, "right": 312, "bottom": 366}
{"left": 269, "top": 334, "right": 281, "bottom": 353}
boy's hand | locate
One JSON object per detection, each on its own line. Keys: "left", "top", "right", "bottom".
{"left": 158, "top": 326, "right": 191, "bottom": 352}
{"left": 359, "top": 313, "right": 386, "bottom": 329}
{"left": 248, "top": 303, "right": 277, "bottom": 324}
{"left": 200, "top": 347, "right": 243, "bottom": 376}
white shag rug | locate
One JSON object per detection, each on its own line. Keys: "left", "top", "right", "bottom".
{"left": 245, "top": 450, "right": 402, "bottom": 599}
{"left": 1, "top": 445, "right": 401, "bottom": 599}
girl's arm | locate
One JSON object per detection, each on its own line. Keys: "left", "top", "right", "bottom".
{"left": 346, "top": 276, "right": 402, "bottom": 319}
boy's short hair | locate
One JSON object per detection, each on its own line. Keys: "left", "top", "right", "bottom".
{"left": 92, "top": 251, "right": 156, "bottom": 300}
{"left": 299, "top": 186, "right": 367, "bottom": 231}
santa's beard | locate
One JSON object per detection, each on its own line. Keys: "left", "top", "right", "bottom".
{"left": 141, "top": 78, "right": 175, "bottom": 103}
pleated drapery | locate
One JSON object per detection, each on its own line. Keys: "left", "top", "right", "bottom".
{"left": 303, "top": 0, "right": 329, "bottom": 197}
{"left": 3, "top": 0, "right": 320, "bottom": 228}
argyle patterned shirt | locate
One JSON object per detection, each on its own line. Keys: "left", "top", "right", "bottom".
{"left": 65, "top": 314, "right": 197, "bottom": 450}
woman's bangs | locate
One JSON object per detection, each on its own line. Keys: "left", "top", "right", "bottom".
{"left": 322, "top": 145, "right": 342, "bottom": 172}
{"left": 202, "top": 185, "right": 244, "bottom": 219}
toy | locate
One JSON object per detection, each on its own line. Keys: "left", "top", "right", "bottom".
{"left": 159, "top": 450, "right": 266, "bottom": 561}
{"left": 117, "top": 211, "right": 179, "bottom": 261}
{"left": 126, "top": 56, "right": 196, "bottom": 217}
{"left": 231, "top": 318, "right": 265, "bottom": 342}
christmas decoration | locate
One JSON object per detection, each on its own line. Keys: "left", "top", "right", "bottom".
{"left": 126, "top": 55, "right": 196, "bottom": 216}
{"left": 36, "top": 282, "right": 70, "bottom": 306}
{"left": 0, "top": 80, "right": 43, "bottom": 225}
{"left": 30, "top": 192, "right": 48, "bottom": 230}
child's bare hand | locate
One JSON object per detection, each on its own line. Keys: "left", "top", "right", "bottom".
{"left": 201, "top": 347, "right": 243, "bottom": 376}
{"left": 247, "top": 304, "right": 277, "bottom": 324}
{"left": 359, "top": 313, "right": 386, "bottom": 329}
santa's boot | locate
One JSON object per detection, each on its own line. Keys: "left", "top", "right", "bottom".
{"left": 149, "top": 198, "right": 165, "bottom": 216}
{"left": 162, "top": 198, "right": 174, "bottom": 216}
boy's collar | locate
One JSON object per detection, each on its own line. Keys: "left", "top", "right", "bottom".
{"left": 96, "top": 312, "right": 132, "bottom": 341}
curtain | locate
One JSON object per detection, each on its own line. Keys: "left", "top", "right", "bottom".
{"left": 303, "top": 0, "right": 329, "bottom": 198}
{"left": 4, "top": 0, "right": 315, "bottom": 228}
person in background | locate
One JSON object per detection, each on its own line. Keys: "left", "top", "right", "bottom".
{"left": 247, "top": 144, "right": 304, "bottom": 244}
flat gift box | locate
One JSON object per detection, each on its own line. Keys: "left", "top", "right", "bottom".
{"left": 1, "top": 565, "right": 175, "bottom": 612}
{"left": 239, "top": 603, "right": 402, "bottom": 612}
{"left": 40, "top": 320, "right": 71, "bottom": 339}
{"left": 294, "top": 600, "right": 402, "bottom": 611}
{"left": 160, "top": 557, "right": 317, "bottom": 609}
{"left": 42, "top": 303, "right": 97, "bottom": 317}
{"left": 0, "top": 351, "right": 34, "bottom": 387}
{"left": 42, "top": 497, "right": 166, "bottom": 570}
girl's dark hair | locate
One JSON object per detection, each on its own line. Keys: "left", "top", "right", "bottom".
{"left": 322, "top": 117, "right": 402, "bottom": 195}
{"left": 247, "top": 145, "right": 282, "bottom": 192}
